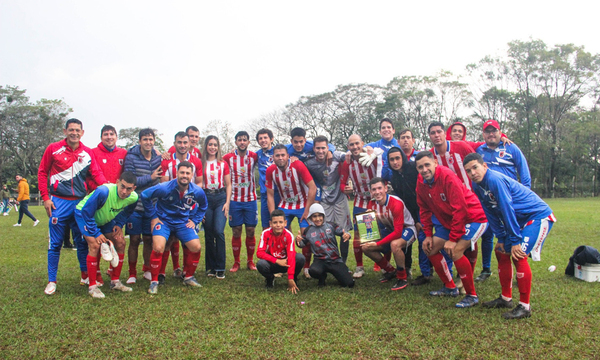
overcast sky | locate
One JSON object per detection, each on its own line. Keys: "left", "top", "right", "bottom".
{"left": 2, "top": 0, "right": 599, "bottom": 146}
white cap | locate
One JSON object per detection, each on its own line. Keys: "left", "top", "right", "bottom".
{"left": 307, "top": 203, "right": 325, "bottom": 219}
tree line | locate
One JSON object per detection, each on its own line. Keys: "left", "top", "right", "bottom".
{"left": 2, "top": 38, "right": 599, "bottom": 197}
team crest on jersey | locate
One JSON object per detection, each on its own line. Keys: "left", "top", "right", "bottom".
{"left": 448, "top": 156, "right": 454, "bottom": 165}
{"left": 323, "top": 169, "right": 329, "bottom": 177}
{"left": 119, "top": 159, "right": 124, "bottom": 165}
{"left": 245, "top": 158, "right": 250, "bottom": 164}
{"left": 326, "top": 228, "right": 331, "bottom": 234}
{"left": 440, "top": 193, "right": 447, "bottom": 201}
{"left": 128, "top": 223, "right": 133, "bottom": 229}
{"left": 215, "top": 165, "right": 220, "bottom": 171}
{"left": 102, "top": 159, "right": 107, "bottom": 163}
{"left": 311, "top": 232, "right": 317, "bottom": 237}
{"left": 488, "top": 192, "right": 496, "bottom": 202}
{"left": 51, "top": 217, "right": 58, "bottom": 225}
{"left": 286, "top": 170, "right": 292, "bottom": 178}
{"left": 499, "top": 151, "right": 505, "bottom": 158}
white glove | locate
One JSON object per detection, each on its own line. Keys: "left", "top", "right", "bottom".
{"left": 359, "top": 148, "right": 383, "bottom": 167}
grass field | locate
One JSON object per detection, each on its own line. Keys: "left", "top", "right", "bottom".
{"left": 1, "top": 198, "right": 600, "bottom": 359}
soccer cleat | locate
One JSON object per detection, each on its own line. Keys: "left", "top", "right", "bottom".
{"left": 183, "top": 276, "right": 202, "bottom": 287}
{"left": 206, "top": 270, "right": 216, "bottom": 277}
{"left": 110, "top": 280, "right": 133, "bottom": 292}
{"left": 247, "top": 261, "right": 257, "bottom": 271}
{"left": 391, "top": 279, "right": 408, "bottom": 291}
{"left": 265, "top": 277, "right": 274, "bottom": 288}
{"left": 148, "top": 282, "right": 159, "bottom": 294}
{"left": 379, "top": 271, "right": 396, "bottom": 283}
{"left": 373, "top": 263, "right": 381, "bottom": 272}
{"left": 411, "top": 275, "right": 432, "bottom": 286}
{"left": 502, "top": 304, "right": 532, "bottom": 319}
{"left": 44, "top": 282, "right": 57, "bottom": 295}
{"left": 158, "top": 274, "right": 166, "bottom": 285}
{"left": 229, "top": 262, "right": 240, "bottom": 272}
{"left": 173, "top": 268, "right": 183, "bottom": 278}
{"left": 317, "top": 277, "right": 326, "bottom": 287}
{"left": 475, "top": 270, "right": 493, "bottom": 282}
{"left": 352, "top": 266, "right": 365, "bottom": 279}
{"left": 80, "top": 277, "right": 89, "bottom": 286}
{"left": 456, "top": 295, "right": 479, "bottom": 308}
{"left": 108, "top": 241, "right": 119, "bottom": 267}
{"left": 2, "top": 213, "right": 7, "bottom": 216}
{"left": 100, "top": 242, "right": 113, "bottom": 262}
{"left": 143, "top": 271, "right": 152, "bottom": 281}
{"left": 483, "top": 296, "right": 514, "bottom": 309}
{"left": 304, "top": 268, "right": 311, "bottom": 279}
{"left": 13, "top": 223, "right": 21, "bottom": 227}
{"left": 88, "top": 286, "right": 105, "bottom": 299}
{"left": 216, "top": 271, "right": 225, "bottom": 279}
{"left": 429, "top": 286, "right": 460, "bottom": 297}
{"left": 33, "top": 220, "right": 40, "bottom": 227}
{"left": 126, "top": 276, "right": 137, "bottom": 284}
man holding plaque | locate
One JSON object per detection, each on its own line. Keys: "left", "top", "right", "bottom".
{"left": 361, "top": 178, "right": 416, "bottom": 291}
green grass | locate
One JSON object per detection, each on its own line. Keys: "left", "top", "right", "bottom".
{"left": 1, "top": 198, "right": 600, "bottom": 359}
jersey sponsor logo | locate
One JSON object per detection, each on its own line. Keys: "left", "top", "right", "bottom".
{"left": 285, "top": 195, "right": 299, "bottom": 203}
{"left": 235, "top": 182, "right": 250, "bottom": 188}
{"left": 239, "top": 166, "right": 247, "bottom": 174}
{"left": 360, "top": 173, "right": 367, "bottom": 179}
{"left": 283, "top": 180, "right": 291, "bottom": 188}
{"left": 207, "top": 183, "right": 219, "bottom": 189}
{"left": 323, "top": 169, "right": 329, "bottom": 177}
{"left": 440, "top": 193, "right": 447, "bottom": 202}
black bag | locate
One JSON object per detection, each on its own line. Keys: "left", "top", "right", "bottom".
{"left": 565, "top": 246, "right": 600, "bottom": 276}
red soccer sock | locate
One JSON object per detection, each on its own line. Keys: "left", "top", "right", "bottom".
{"left": 465, "top": 242, "right": 478, "bottom": 272}
{"left": 159, "top": 250, "right": 170, "bottom": 276}
{"left": 149, "top": 250, "right": 163, "bottom": 282}
{"left": 184, "top": 251, "right": 201, "bottom": 278}
{"left": 232, "top": 236, "right": 242, "bottom": 264}
{"left": 375, "top": 258, "right": 395, "bottom": 273}
{"left": 302, "top": 246, "right": 312, "bottom": 269}
{"left": 128, "top": 261, "right": 137, "bottom": 277}
{"left": 353, "top": 237, "right": 363, "bottom": 267}
{"left": 396, "top": 268, "right": 407, "bottom": 280}
{"left": 171, "top": 241, "right": 181, "bottom": 270}
{"left": 428, "top": 252, "right": 455, "bottom": 288}
{"left": 384, "top": 252, "right": 392, "bottom": 263}
{"left": 513, "top": 256, "right": 532, "bottom": 305}
{"left": 81, "top": 271, "right": 88, "bottom": 280}
{"left": 86, "top": 255, "right": 98, "bottom": 288}
{"left": 182, "top": 246, "right": 191, "bottom": 276}
{"left": 496, "top": 251, "right": 513, "bottom": 299}
{"left": 111, "top": 254, "right": 125, "bottom": 281}
{"left": 142, "top": 264, "right": 150, "bottom": 273}
{"left": 246, "top": 237, "right": 256, "bottom": 263}
{"left": 455, "top": 255, "right": 476, "bottom": 296}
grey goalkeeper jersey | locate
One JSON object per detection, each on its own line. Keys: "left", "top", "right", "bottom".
{"left": 298, "top": 222, "right": 344, "bottom": 263}
{"left": 304, "top": 151, "right": 346, "bottom": 205}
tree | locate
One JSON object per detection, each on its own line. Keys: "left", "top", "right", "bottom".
{"left": 200, "top": 119, "right": 237, "bottom": 153}
{"left": 118, "top": 127, "right": 166, "bottom": 152}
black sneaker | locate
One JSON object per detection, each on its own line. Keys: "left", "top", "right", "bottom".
{"left": 502, "top": 304, "right": 532, "bottom": 319}
{"left": 411, "top": 275, "right": 432, "bottom": 286}
{"left": 391, "top": 279, "right": 408, "bottom": 291}
{"left": 475, "top": 269, "right": 493, "bottom": 282}
{"left": 206, "top": 270, "right": 216, "bottom": 277}
{"left": 379, "top": 271, "right": 396, "bottom": 283}
{"left": 158, "top": 274, "right": 165, "bottom": 285}
{"left": 318, "top": 277, "right": 326, "bottom": 287}
{"left": 482, "top": 296, "right": 514, "bottom": 309}
{"left": 265, "top": 277, "right": 274, "bottom": 288}
{"left": 216, "top": 271, "right": 225, "bottom": 279}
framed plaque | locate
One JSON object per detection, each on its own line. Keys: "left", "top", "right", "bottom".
{"left": 354, "top": 210, "right": 380, "bottom": 243}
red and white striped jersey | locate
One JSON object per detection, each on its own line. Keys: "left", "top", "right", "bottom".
{"left": 367, "top": 194, "right": 416, "bottom": 246}
{"left": 168, "top": 145, "right": 201, "bottom": 158}
{"left": 161, "top": 152, "right": 203, "bottom": 181}
{"left": 431, "top": 140, "right": 474, "bottom": 190}
{"left": 340, "top": 155, "right": 383, "bottom": 209}
{"left": 223, "top": 150, "right": 258, "bottom": 202}
{"left": 203, "top": 159, "right": 230, "bottom": 190}
{"left": 265, "top": 160, "right": 313, "bottom": 210}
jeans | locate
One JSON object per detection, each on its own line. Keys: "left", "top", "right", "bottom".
{"left": 18, "top": 200, "right": 37, "bottom": 224}
{"left": 1, "top": 198, "right": 9, "bottom": 213}
{"left": 204, "top": 191, "right": 227, "bottom": 271}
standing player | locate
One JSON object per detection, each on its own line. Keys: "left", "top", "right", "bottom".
{"left": 361, "top": 178, "right": 416, "bottom": 290}
{"left": 464, "top": 153, "right": 555, "bottom": 319}
{"left": 340, "top": 134, "right": 384, "bottom": 278}
{"left": 398, "top": 129, "right": 419, "bottom": 161}
{"left": 74, "top": 172, "right": 139, "bottom": 298}
{"left": 160, "top": 131, "right": 203, "bottom": 282}
{"left": 415, "top": 151, "right": 488, "bottom": 308}
{"left": 165, "top": 125, "right": 202, "bottom": 158}
{"left": 266, "top": 144, "right": 317, "bottom": 276}
{"left": 13, "top": 174, "right": 39, "bottom": 227}
{"left": 86, "top": 125, "right": 127, "bottom": 192}
{"left": 223, "top": 131, "right": 259, "bottom": 272}
{"left": 286, "top": 127, "right": 335, "bottom": 162}
{"left": 256, "top": 209, "right": 305, "bottom": 293}
{"left": 255, "top": 129, "right": 280, "bottom": 231}
{"left": 38, "top": 118, "right": 107, "bottom": 295}
{"left": 141, "top": 161, "right": 208, "bottom": 294}
{"left": 123, "top": 128, "right": 163, "bottom": 284}
{"left": 304, "top": 136, "right": 352, "bottom": 264}
{"left": 1, "top": 184, "right": 10, "bottom": 216}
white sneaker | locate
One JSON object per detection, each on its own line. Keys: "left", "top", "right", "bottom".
{"left": 303, "top": 268, "right": 311, "bottom": 279}
{"left": 143, "top": 271, "right": 152, "bottom": 281}
{"left": 108, "top": 241, "right": 119, "bottom": 267}
{"left": 126, "top": 276, "right": 137, "bottom": 284}
{"left": 44, "top": 282, "right": 57, "bottom": 295}
{"left": 110, "top": 280, "right": 133, "bottom": 292}
{"left": 100, "top": 242, "right": 113, "bottom": 262}
{"left": 88, "top": 286, "right": 105, "bottom": 299}
{"left": 80, "top": 277, "right": 89, "bottom": 286}
{"left": 353, "top": 266, "right": 365, "bottom": 278}
{"left": 33, "top": 220, "right": 40, "bottom": 227}
{"left": 3, "top": 213, "right": 8, "bottom": 216}
{"left": 13, "top": 223, "right": 21, "bottom": 227}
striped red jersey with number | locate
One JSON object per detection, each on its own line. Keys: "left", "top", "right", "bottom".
{"left": 340, "top": 157, "right": 383, "bottom": 209}
{"left": 223, "top": 150, "right": 258, "bottom": 202}
{"left": 161, "top": 153, "right": 203, "bottom": 181}
{"left": 430, "top": 141, "right": 474, "bottom": 190}
{"left": 265, "top": 161, "right": 313, "bottom": 210}
{"left": 203, "top": 159, "right": 230, "bottom": 190}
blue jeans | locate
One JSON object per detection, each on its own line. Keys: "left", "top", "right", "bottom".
{"left": 204, "top": 191, "right": 227, "bottom": 271}
{"left": 2, "top": 198, "right": 9, "bottom": 213}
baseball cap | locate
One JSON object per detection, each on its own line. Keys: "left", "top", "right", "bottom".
{"left": 483, "top": 119, "right": 500, "bottom": 131}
